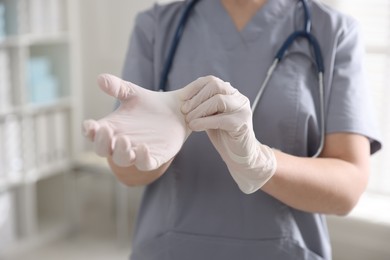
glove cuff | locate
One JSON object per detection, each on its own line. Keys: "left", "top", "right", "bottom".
{"left": 227, "top": 143, "right": 277, "bottom": 194}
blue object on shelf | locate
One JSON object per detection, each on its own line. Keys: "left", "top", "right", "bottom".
{"left": 0, "top": 3, "right": 5, "bottom": 40}
{"left": 28, "top": 57, "right": 60, "bottom": 103}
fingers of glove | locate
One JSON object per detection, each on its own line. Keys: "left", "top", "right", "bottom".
{"left": 185, "top": 94, "right": 228, "bottom": 122}
{"left": 97, "top": 73, "right": 137, "bottom": 101}
{"left": 187, "top": 105, "right": 252, "bottom": 133}
{"left": 134, "top": 144, "right": 159, "bottom": 171}
{"left": 111, "top": 135, "right": 136, "bottom": 167}
{"left": 185, "top": 91, "right": 248, "bottom": 122}
{"left": 181, "top": 76, "right": 236, "bottom": 114}
{"left": 179, "top": 76, "right": 209, "bottom": 102}
{"left": 82, "top": 119, "right": 100, "bottom": 141}
{"left": 188, "top": 114, "right": 222, "bottom": 131}
{"left": 93, "top": 124, "right": 114, "bottom": 157}
{"left": 188, "top": 114, "right": 238, "bottom": 132}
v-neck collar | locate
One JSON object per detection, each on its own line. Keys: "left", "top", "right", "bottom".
{"left": 197, "top": 0, "right": 293, "bottom": 49}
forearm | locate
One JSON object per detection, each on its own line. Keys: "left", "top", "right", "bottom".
{"left": 262, "top": 148, "right": 369, "bottom": 216}
{"left": 107, "top": 157, "right": 172, "bottom": 186}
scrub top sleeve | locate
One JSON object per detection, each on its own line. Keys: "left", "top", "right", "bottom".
{"left": 121, "top": 9, "right": 155, "bottom": 90}
{"left": 326, "top": 21, "right": 382, "bottom": 154}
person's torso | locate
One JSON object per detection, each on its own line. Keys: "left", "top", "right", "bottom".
{"left": 129, "top": 1, "right": 351, "bottom": 259}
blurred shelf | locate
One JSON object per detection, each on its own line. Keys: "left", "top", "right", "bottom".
{"left": 73, "top": 152, "right": 111, "bottom": 174}
{"left": 1, "top": 221, "right": 71, "bottom": 258}
{"left": 24, "top": 97, "right": 73, "bottom": 114}
{"left": 0, "top": 173, "right": 24, "bottom": 192}
{"left": 25, "top": 159, "right": 73, "bottom": 183}
{"left": 0, "top": 0, "right": 82, "bottom": 255}
{"left": 0, "top": 160, "right": 73, "bottom": 191}
{"left": 0, "top": 32, "right": 70, "bottom": 48}
{"left": 0, "top": 98, "right": 72, "bottom": 118}
{"left": 0, "top": 107, "right": 18, "bottom": 118}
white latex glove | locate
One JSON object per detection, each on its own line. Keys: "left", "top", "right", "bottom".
{"left": 180, "top": 76, "right": 277, "bottom": 194}
{"left": 83, "top": 74, "right": 191, "bottom": 171}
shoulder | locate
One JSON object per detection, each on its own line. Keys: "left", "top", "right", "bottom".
{"left": 131, "top": 1, "right": 186, "bottom": 45}
{"left": 310, "top": 0, "right": 361, "bottom": 38}
{"left": 135, "top": 1, "right": 186, "bottom": 29}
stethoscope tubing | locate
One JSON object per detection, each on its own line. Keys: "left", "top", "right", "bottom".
{"left": 158, "top": 0, "right": 201, "bottom": 91}
{"left": 160, "top": 0, "right": 325, "bottom": 157}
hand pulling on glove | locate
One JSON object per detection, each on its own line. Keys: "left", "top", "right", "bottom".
{"left": 180, "top": 76, "right": 277, "bottom": 194}
{"left": 83, "top": 74, "right": 191, "bottom": 171}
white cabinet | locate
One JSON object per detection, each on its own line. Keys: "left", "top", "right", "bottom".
{"left": 0, "top": 0, "right": 81, "bottom": 255}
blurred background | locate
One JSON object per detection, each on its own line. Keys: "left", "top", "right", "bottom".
{"left": 0, "top": 0, "right": 389, "bottom": 259}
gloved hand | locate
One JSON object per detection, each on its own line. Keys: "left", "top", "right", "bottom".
{"left": 180, "top": 76, "right": 277, "bottom": 194}
{"left": 83, "top": 74, "right": 191, "bottom": 171}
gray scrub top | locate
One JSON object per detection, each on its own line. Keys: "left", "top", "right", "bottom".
{"left": 121, "top": 0, "right": 382, "bottom": 259}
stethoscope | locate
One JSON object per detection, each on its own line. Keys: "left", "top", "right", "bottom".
{"left": 159, "top": 0, "right": 325, "bottom": 157}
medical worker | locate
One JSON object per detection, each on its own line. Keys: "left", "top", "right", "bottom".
{"left": 83, "top": 0, "right": 382, "bottom": 259}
